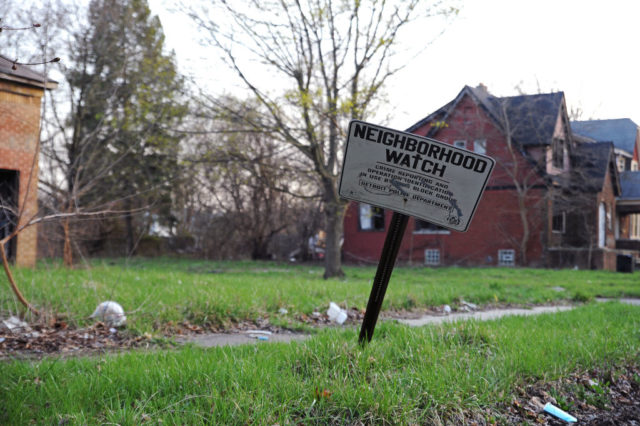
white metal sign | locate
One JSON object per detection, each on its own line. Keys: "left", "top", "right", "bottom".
{"left": 339, "top": 120, "right": 495, "bottom": 232}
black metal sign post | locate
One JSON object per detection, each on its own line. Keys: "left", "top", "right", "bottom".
{"left": 358, "top": 212, "right": 409, "bottom": 344}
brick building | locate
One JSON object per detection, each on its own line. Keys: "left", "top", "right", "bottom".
{"left": 0, "top": 55, "right": 57, "bottom": 266}
{"left": 342, "top": 85, "right": 640, "bottom": 270}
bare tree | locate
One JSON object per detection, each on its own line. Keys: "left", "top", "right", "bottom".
{"left": 182, "top": 96, "right": 318, "bottom": 260}
{"left": 186, "top": 0, "right": 457, "bottom": 277}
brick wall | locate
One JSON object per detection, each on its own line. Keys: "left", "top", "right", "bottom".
{"left": 0, "top": 80, "right": 43, "bottom": 267}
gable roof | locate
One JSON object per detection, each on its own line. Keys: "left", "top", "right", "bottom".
{"left": 572, "top": 142, "right": 620, "bottom": 194}
{"left": 570, "top": 119, "right": 638, "bottom": 155}
{"left": 408, "top": 85, "right": 565, "bottom": 148}
{"left": 619, "top": 171, "right": 640, "bottom": 200}
{"left": 0, "top": 54, "right": 58, "bottom": 90}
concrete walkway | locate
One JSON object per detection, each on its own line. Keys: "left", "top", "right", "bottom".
{"left": 397, "top": 305, "right": 574, "bottom": 327}
{"left": 178, "top": 298, "right": 640, "bottom": 348}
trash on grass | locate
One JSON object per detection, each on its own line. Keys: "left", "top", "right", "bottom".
{"left": 245, "top": 330, "right": 272, "bottom": 339}
{"left": 543, "top": 402, "right": 577, "bottom": 423}
{"left": 243, "top": 330, "right": 272, "bottom": 335}
{"left": 460, "top": 300, "right": 477, "bottom": 310}
{"left": 327, "top": 302, "right": 347, "bottom": 324}
{"left": 1, "top": 316, "right": 31, "bottom": 333}
{"left": 90, "top": 301, "right": 126, "bottom": 327}
{"left": 278, "top": 308, "right": 288, "bottom": 315}
{"left": 443, "top": 305, "right": 452, "bottom": 314}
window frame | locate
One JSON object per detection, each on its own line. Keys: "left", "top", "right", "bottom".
{"left": 358, "top": 203, "right": 385, "bottom": 232}
{"left": 453, "top": 140, "right": 467, "bottom": 150}
{"left": 552, "top": 211, "right": 566, "bottom": 234}
{"left": 424, "top": 249, "right": 441, "bottom": 266}
{"left": 552, "top": 138, "right": 565, "bottom": 169}
{"left": 473, "top": 139, "right": 487, "bottom": 155}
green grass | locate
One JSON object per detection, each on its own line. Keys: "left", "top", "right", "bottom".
{"left": 1, "top": 302, "right": 639, "bottom": 424}
{"left": 1, "top": 258, "right": 639, "bottom": 333}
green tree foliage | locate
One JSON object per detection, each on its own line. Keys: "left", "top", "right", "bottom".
{"left": 55, "top": 0, "right": 186, "bottom": 257}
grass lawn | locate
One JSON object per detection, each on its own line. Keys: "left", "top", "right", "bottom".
{"left": 1, "top": 302, "right": 639, "bottom": 424}
{"left": 1, "top": 257, "right": 639, "bottom": 334}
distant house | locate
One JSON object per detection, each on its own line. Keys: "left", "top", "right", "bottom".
{"left": 0, "top": 55, "right": 57, "bottom": 266}
{"left": 571, "top": 119, "right": 639, "bottom": 172}
{"left": 342, "top": 84, "right": 640, "bottom": 270}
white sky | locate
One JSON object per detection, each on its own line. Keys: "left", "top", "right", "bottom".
{"left": 152, "top": 0, "right": 640, "bottom": 130}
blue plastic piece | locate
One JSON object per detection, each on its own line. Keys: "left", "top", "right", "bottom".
{"left": 543, "top": 403, "right": 577, "bottom": 423}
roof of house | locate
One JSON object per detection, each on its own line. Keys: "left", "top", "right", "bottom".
{"left": 570, "top": 119, "right": 638, "bottom": 155}
{"left": 408, "top": 85, "right": 565, "bottom": 148}
{"left": 619, "top": 171, "right": 640, "bottom": 200}
{"left": 0, "top": 54, "right": 58, "bottom": 89}
{"left": 572, "top": 142, "right": 620, "bottom": 194}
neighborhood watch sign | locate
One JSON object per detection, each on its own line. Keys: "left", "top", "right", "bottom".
{"left": 339, "top": 120, "right": 495, "bottom": 232}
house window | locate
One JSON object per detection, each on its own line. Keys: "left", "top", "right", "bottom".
{"left": 453, "top": 140, "right": 466, "bottom": 150}
{"left": 359, "top": 204, "right": 385, "bottom": 231}
{"left": 498, "top": 249, "right": 515, "bottom": 266}
{"left": 631, "top": 214, "right": 640, "bottom": 239}
{"left": 632, "top": 161, "right": 638, "bottom": 171}
{"left": 552, "top": 138, "right": 565, "bottom": 169}
{"left": 552, "top": 211, "right": 566, "bottom": 233}
{"left": 473, "top": 139, "right": 486, "bottom": 155}
{"left": 616, "top": 155, "right": 626, "bottom": 172}
{"left": 424, "top": 249, "right": 440, "bottom": 266}
{"left": 414, "top": 219, "right": 450, "bottom": 234}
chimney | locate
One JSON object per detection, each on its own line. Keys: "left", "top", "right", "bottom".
{"left": 476, "top": 83, "right": 489, "bottom": 94}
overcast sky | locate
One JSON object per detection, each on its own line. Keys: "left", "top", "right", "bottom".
{"left": 152, "top": 0, "right": 640, "bottom": 130}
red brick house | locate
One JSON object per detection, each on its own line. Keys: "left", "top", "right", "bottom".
{"left": 0, "top": 55, "right": 57, "bottom": 266}
{"left": 343, "top": 85, "right": 638, "bottom": 270}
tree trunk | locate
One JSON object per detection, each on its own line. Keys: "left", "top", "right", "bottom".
{"left": 124, "top": 198, "right": 136, "bottom": 256}
{"left": 323, "top": 199, "right": 346, "bottom": 279}
{"left": 62, "top": 219, "right": 73, "bottom": 267}
{"left": 517, "top": 192, "right": 529, "bottom": 265}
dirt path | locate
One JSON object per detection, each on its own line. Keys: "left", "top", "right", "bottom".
{"left": 178, "top": 298, "right": 640, "bottom": 348}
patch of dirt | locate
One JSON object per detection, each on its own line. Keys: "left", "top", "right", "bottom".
{"left": 500, "top": 365, "right": 640, "bottom": 425}
{"left": 0, "top": 319, "right": 151, "bottom": 360}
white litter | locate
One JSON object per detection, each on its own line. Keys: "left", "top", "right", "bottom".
{"left": 90, "top": 301, "right": 126, "bottom": 327}
{"left": 327, "top": 302, "right": 347, "bottom": 325}
{"left": 1, "top": 316, "right": 31, "bottom": 333}
{"left": 443, "top": 305, "right": 452, "bottom": 314}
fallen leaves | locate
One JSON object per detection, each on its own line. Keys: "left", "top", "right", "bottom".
{"left": 0, "top": 319, "right": 150, "bottom": 358}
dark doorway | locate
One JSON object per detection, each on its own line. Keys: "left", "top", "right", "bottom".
{"left": 0, "top": 169, "right": 19, "bottom": 262}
